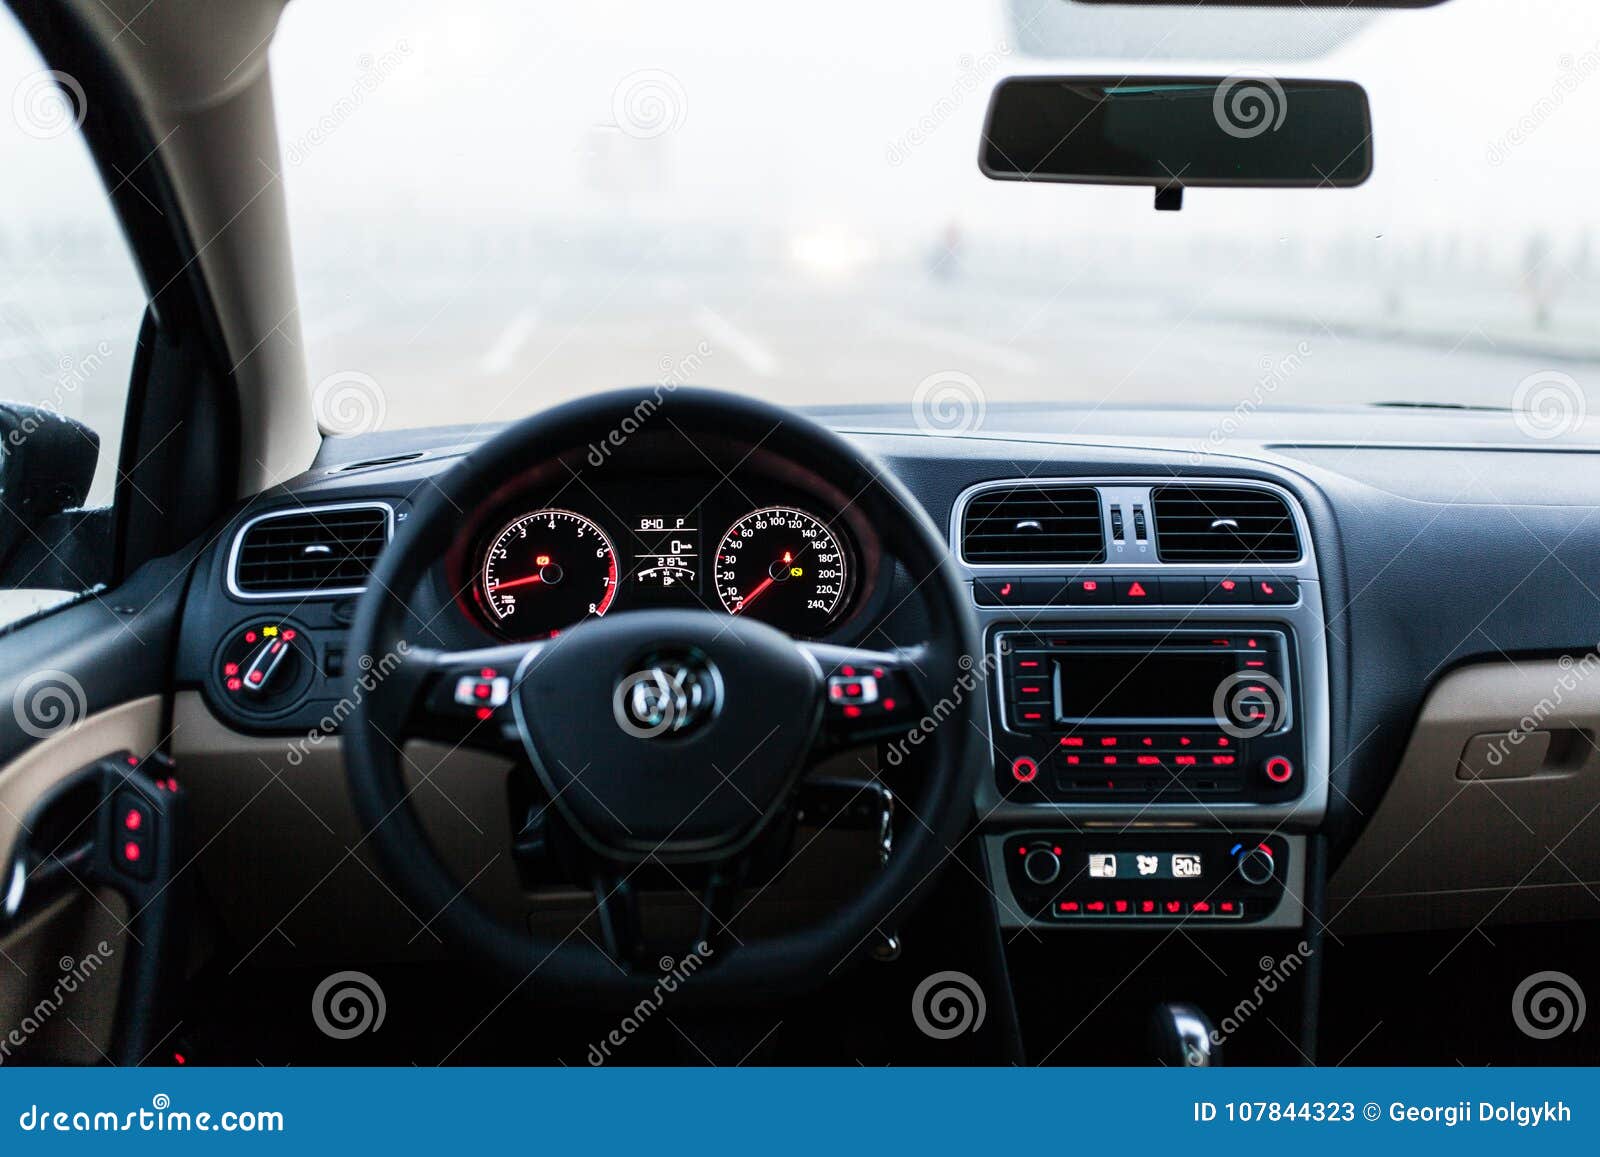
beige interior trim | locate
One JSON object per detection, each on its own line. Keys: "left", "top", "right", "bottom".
{"left": 56, "top": 0, "right": 318, "bottom": 494}
{"left": 1330, "top": 658, "right": 1600, "bottom": 934}
{"left": 0, "top": 695, "right": 164, "bottom": 874}
{"left": 0, "top": 888, "right": 129, "bottom": 1064}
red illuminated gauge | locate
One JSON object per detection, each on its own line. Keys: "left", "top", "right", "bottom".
{"left": 714, "top": 506, "right": 848, "bottom": 633}
{"left": 480, "top": 509, "right": 617, "bottom": 638}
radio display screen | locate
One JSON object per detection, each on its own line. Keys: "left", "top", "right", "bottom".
{"left": 1055, "top": 651, "right": 1240, "bottom": 721}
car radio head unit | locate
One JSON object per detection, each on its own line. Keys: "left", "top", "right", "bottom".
{"left": 992, "top": 627, "right": 1303, "bottom": 805}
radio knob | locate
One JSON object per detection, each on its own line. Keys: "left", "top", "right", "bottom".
{"left": 1024, "top": 847, "right": 1062, "bottom": 886}
{"left": 1235, "top": 845, "right": 1276, "bottom": 886}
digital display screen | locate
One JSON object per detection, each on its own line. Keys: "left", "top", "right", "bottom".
{"left": 1087, "top": 851, "right": 1203, "bottom": 881}
{"left": 1055, "top": 652, "right": 1238, "bottom": 721}
{"left": 629, "top": 516, "right": 700, "bottom": 593}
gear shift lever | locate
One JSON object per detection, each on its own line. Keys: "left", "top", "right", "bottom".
{"left": 1149, "top": 1002, "right": 1219, "bottom": 1066}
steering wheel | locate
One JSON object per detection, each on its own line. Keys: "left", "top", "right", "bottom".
{"left": 344, "top": 388, "right": 982, "bottom": 1001}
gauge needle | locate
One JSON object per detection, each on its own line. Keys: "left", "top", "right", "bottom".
{"left": 491, "top": 573, "right": 545, "bottom": 592}
{"left": 732, "top": 574, "right": 776, "bottom": 615}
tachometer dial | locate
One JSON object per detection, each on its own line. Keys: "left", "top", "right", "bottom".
{"left": 714, "top": 506, "right": 848, "bottom": 633}
{"left": 480, "top": 509, "right": 617, "bottom": 637}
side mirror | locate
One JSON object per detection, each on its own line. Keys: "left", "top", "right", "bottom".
{"left": 0, "top": 403, "right": 100, "bottom": 572}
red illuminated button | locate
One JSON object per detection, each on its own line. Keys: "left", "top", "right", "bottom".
{"left": 123, "top": 809, "right": 142, "bottom": 832}
{"left": 1191, "top": 900, "right": 1213, "bottom": 915}
{"left": 1204, "top": 576, "right": 1252, "bottom": 605}
{"left": 1061, "top": 736, "right": 1084, "bottom": 747}
{"left": 1063, "top": 577, "right": 1112, "bottom": 605}
{"left": 1112, "top": 899, "right": 1131, "bottom": 915}
{"left": 1164, "top": 900, "right": 1183, "bottom": 915}
{"left": 1058, "top": 900, "right": 1082, "bottom": 915}
{"left": 1085, "top": 900, "right": 1107, "bottom": 914}
{"left": 1252, "top": 576, "right": 1299, "bottom": 605}
{"left": 1264, "top": 756, "right": 1295, "bottom": 783}
{"left": 1115, "top": 576, "right": 1159, "bottom": 603}
{"left": 123, "top": 841, "right": 141, "bottom": 862}
{"left": 1010, "top": 757, "right": 1038, "bottom": 783}
{"left": 1211, "top": 755, "right": 1236, "bottom": 766}
{"left": 1218, "top": 900, "right": 1242, "bottom": 917}
{"left": 1139, "top": 899, "right": 1157, "bottom": 915}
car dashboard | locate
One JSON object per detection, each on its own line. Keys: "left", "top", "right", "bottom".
{"left": 163, "top": 402, "right": 1600, "bottom": 1049}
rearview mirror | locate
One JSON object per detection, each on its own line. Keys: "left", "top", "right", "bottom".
{"left": 980, "top": 75, "right": 1373, "bottom": 209}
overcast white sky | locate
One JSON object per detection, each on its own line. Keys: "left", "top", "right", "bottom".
{"left": 261, "top": 0, "right": 1600, "bottom": 249}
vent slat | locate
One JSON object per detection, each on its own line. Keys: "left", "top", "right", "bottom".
{"left": 233, "top": 506, "right": 390, "bottom": 595}
{"left": 1152, "top": 486, "right": 1299, "bottom": 564}
{"left": 961, "top": 485, "right": 1106, "bottom": 564}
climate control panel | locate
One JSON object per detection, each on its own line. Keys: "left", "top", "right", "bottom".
{"left": 998, "top": 831, "right": 1293, "bottom": 926}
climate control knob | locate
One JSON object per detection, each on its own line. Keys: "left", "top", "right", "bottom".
{"left": 1235, "top": 844, "right": 1277, "bottom": 886}
{"left": 1024, "top": 847, "right": 1062, "bottom": 886}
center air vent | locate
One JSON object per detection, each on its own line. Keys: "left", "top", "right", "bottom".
{"left": 961, "top": 485, "right": 1106, "bottom": 564}
{"left": 229, "top": 503, "right": 393, "bottom": 598}
{"left": 1151, "top": 485, "right": 1299, "bottom": 564}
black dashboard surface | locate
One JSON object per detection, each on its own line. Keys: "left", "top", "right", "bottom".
{"left": 176, "top": 401, "right": 1600, "bottom": 859}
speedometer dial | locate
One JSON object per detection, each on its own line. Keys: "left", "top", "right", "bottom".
{"left": 714, "top": 506, "right": 849, "bottom": 633}
{"left": 480, "top": 509, "right": 617, "bottom": 638}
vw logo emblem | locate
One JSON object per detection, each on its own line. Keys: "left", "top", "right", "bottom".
{"left": 613, "top": 651, "right": 722, "bottom": 738}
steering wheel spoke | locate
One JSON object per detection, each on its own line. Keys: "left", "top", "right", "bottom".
{"left": 799, "top": 642, "right": 928, "bottom": 757}
{"left": 400, "top": 642, "right": 543, "bottom": 755}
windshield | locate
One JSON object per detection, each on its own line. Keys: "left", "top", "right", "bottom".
{"left": 272, "top": 0, "right": 1600, "bottom": 435}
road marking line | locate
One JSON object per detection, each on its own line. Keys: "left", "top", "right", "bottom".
{"left": 478, "top": 306, "right": 541, "bottom": 374}
{"left": 695, "top": 306, "right": 778, "bottom": 376}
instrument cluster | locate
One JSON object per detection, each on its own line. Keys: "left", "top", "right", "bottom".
{"left": 454, "top": 469, "right": 878, "bottom": 641}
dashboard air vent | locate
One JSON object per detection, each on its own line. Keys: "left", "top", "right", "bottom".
{"left": 1151, "top": 485, "right": 1299, "bottom": 564}
{"left": 962, "top": 485, "right": 1106, "bottom": 564}
{"left": 231, "top": 504, "right": 392, "bottom": 597}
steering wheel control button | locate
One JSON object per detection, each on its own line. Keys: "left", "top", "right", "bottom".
{"left": 454, "top": 674, "right": 511, "bottom": 709}
{"left": 827, "top": 674, "right": 879, "bottom": 706}
{"left": 1252, "top": 576, "right": 1299, "bottom": 604}
{"left": 1023, "top": 846, "right": 1062, "bottom": 885}
{"left": 1235, "top": 843, "right": 1277, "bottom": 886}
{"left": 1011, "top": 756, "right": 1039, "bottom": 783}
{"left": 1264, "top": 755, "right": 1295, "bottom": 784}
